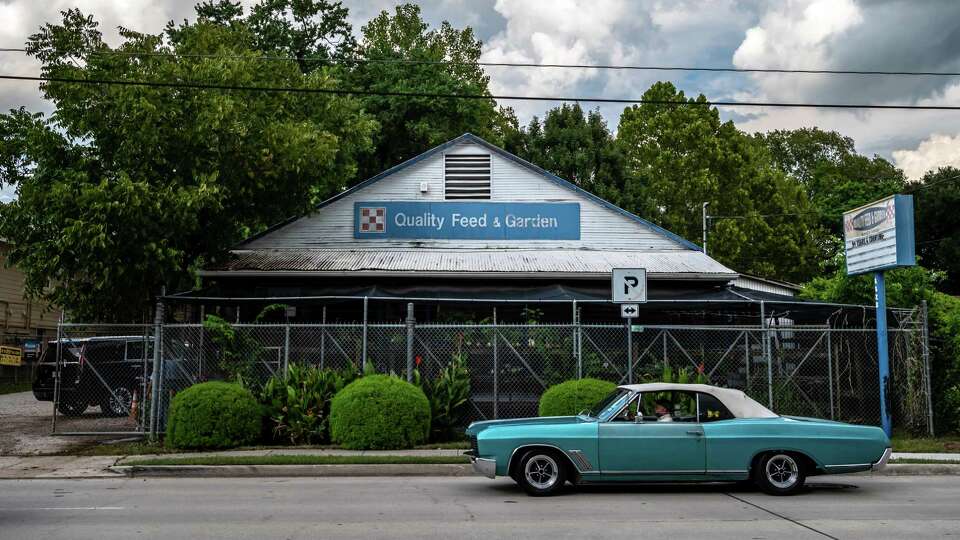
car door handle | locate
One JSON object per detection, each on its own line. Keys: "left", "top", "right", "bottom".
{"left": 686, "top": 430, "right": 703, "bottom": 436}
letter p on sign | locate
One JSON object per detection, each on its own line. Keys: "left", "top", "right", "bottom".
{"left": 611, "top": 268, "right": 647, "bottom": 303}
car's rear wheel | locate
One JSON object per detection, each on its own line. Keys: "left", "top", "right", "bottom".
{"left": 755, "top": 453, "right": 806, "bottom": 495}
{"left": 516, "top": 450, "right": 567, "bottom": 497}
{"left": 57, "top": 398, "right": 87, "bottom": 417}
{"left": 100, "top": 386, "right": 133, "bottom": 417}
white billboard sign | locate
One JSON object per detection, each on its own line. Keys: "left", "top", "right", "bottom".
{"left": 842, "top": 194, "right": 915, "bottom": 276}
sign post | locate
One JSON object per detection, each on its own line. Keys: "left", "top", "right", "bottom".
{"left": 612, "top": 269, "right": 647, "bottom": 385}
{"left": 843, "top": 195, "right": 915, "bottom": 437}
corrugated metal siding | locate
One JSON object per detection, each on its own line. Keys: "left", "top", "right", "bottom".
{"left": 207, "top": 249, "right": 738, "bottom": 277}
{"left": 244, "top": 142, "right": 685, "bottom": 251}
{"left": 733, "top": 276, "right": 798, "bottom": 297}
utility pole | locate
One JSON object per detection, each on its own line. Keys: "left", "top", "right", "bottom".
{"left": 702, "top": 202, "right": 710, "bottom": 255}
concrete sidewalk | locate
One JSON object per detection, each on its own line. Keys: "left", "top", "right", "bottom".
{"left": 1, "top": 448, "right": 957, "bottom": 479}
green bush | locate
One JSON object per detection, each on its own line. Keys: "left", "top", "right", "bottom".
{"left": 329, "top": 375, "right": 431, "bottom": 450}
{"left": 538, "top": 378, "right": 617, "bottom": 417}
{"left": 260, "top": 364, "right": 358, "bottom": 445}
{"left": 165, "top": 381, "right": 262, "bottom": 450}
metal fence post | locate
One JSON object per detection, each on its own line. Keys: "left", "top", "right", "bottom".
{"left": 148, "top": 298, "right": 165, "bottom": 441}
{"left": 320, "top": 305, "right": 326, "bottom": 370}
{"left": 744, "top": 331, "right": 750, "bottom": 392}
{"left": 492, "top": 307, "right": 499, "bottom": 419}
{"left": 283, "top": 324, "right": 290, "bottom": 377}
{"left": 406, "top": 303, "right": 415, "bottom": 383}
{"left": 572, "top": 301, "right": 581, "bottom": 379}
{"left": 51, "top": 312, "right": 63, "bottom": 434}
{"left": 626, "top": 319, "right": 633, "bottom": 384}
{"left": 762, "top": 301, "right": 773, "bottom": 409}
{"left": 921, "top": 300, "right": 934, "bottom": 436}
{"left": 576, "top": 307, "right": 583, "bottom": 380}
{"left": 361, "top": 296, "right": 368, "bottom": 372}
{"left": 826, "top": 329, "right": 834, "bottom": 420}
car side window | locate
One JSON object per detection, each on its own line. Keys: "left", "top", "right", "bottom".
{"left": 698, "top": 393, "right": 735, "bottom": 422}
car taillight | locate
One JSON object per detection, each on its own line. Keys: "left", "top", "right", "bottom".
{"left": 78, "top": 353, "right": 85, "bottom": 368}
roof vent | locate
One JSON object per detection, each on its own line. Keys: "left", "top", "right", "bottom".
{"left": 444, "top": 154, "right": 491, "bottom": 199}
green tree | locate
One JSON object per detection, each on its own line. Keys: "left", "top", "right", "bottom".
{"left": 0, "top": 6, "right": 374, "bottom": 320}
{"left": 612, "top": 82, "right": 821, "bottom": 282}
{"left": 759, "top": 128, "right": 906, "bottom": 266}
{"left": 347, "top": 4, "right": 499, "bottom": 179}
{"left": 905, "top": 167, "right": 960, "bottom": 294}
{"left": 517, "top": 104, "right": 626, "bottom": 192}
{"left": 246, "top": 0, "right": 356, "bottom": 71}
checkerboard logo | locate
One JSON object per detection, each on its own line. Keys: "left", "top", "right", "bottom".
{"left": 359, "top": 206, "right": 386, "bottom": 233}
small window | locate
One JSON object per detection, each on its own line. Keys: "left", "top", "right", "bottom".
{"left": 444, "top": 154, "right": 491, "bottom": 199}
{"left": 698, "top": 393, "right": 735, "bottom": 422}
{"left": 637, "top": 391, "right": 698, "bottom": 422}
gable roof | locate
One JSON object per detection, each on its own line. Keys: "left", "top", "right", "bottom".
{"left": 237, "top": 133, "right": 702, "bottom": 251}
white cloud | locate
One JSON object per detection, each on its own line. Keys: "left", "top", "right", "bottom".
{"left": 893, "top": 133, "right": 960, "bottom": 181}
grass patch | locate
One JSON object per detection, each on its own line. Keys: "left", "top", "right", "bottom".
{"left": 891, "top": 436, "right": 960, "bottom": 453}
{"left": 890, "top": 458, "right": 960, "bottom": 465}
{"left": 122, "top": 455, "right": 471, "bottom": 467}
{"left": 0, "top": 381, "right": 31, "bottom": 395}
{"left": 414, "top": 441, "right": 469, "bottom": 450}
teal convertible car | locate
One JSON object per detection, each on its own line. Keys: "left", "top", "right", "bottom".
{"left": 465, "top": 383, "right": 890, "bottom": 496}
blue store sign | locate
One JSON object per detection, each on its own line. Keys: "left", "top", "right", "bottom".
{"left": 354, "top": 201, "right": 580, "bottom": 240}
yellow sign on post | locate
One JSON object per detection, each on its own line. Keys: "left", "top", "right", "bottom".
{"left": 0, "top": 346, "right": 22, "bottom": 366}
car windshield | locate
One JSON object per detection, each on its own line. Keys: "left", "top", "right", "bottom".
{"left": 584, "top": 388, "right": 631, "bottom": 418}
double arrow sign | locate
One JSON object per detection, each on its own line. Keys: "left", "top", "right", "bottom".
{"left": 620, "top": 304, "right": 639, "bottom": 318}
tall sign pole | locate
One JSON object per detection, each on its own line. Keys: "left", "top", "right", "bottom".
{"left": 843, "top": 195, "right": 915, "bottom": 438}
{"left": 874, "top": 272, "right": 890, "bottom": 436}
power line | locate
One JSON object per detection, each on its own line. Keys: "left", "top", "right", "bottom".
{"left": 2, "top": 47, "right": 960, "bottom": 77}
{"left": 708, "top": 211, "right": 821, "bottom": 220}
{"left": 5, "top": 74, "right": 960, "bottom": 110}
{"left": 911, "top": 173, "right": 960, "bottom": 190}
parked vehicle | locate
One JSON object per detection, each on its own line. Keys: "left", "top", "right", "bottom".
{"left": 32, "top": 336, "right": 153, "bottom": 417}
{"left": 465, "top": 383, "right": 890, "bottom": 496}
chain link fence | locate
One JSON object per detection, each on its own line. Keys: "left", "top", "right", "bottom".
{"left": 39, "top": 304, "right": 933, "bottom": 437}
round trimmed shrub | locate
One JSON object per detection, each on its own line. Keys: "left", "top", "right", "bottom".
{"left": 329, "top": 375, "right": 431, "bottom": 450}
{"left": 165, "top": 381, "right": 262, "bottom": 450}
{"left": 538, "top": 378, "right": 617, "bottom": 417}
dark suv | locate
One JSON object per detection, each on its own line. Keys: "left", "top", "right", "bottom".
{"left": 33, "top": 336, "right": 153, "bottom": 417}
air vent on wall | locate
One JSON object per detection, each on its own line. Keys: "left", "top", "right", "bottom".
{"left": 444, "top": 154, "right": 491, "bottom": 199}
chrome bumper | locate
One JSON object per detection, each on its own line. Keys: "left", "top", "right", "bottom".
{"left": 872, "top": 447, "right": 892, "bottom": 471}
{"left": 471, "top": 457, "right": 496, "bottom": 479}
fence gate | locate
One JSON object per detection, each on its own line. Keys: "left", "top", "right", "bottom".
{"left": 50, "top": 324, "right": 152, "bottom": 435}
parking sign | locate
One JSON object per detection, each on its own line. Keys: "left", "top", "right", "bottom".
{"left": 611, "top": 268, "right": 647, "bottom": 303}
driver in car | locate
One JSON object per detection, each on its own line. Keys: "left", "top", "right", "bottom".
{"left": 654, "top": 399, "right": 674, "bottom": 422}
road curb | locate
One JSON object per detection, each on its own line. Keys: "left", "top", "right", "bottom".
{"left": 109, "top": 463, "right": 475, "bottom": 478}
{"left": 106, "top": 462, "right": 960, "bottom": 478}
{"left": 875, "top": 463, "right": 960, "bottom": 476}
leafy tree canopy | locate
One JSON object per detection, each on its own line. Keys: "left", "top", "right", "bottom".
{"left": 610, "top": 82, "right": 822, "bottom": 282}
{"left": 0, "top": 4, "right": 374, "bottom": 320}
{"left": 905, "top": 167, "right": 960, "bottom": 294}
{"left": 515, "top": 104, "right": 626, "bottom": 193}
{"left": 347, "top": 3, "right": 500, "bottom": 179}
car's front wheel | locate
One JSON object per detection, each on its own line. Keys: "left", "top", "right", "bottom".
{"left": 516, "top": 450, "right": 567, "bottom": 496}
{"left": 755, "top": 452, "right": 806, "bottom": 495}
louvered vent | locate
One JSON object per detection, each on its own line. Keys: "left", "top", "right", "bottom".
{"left": 444, "top": 154, "right": 491, "bottom": 199}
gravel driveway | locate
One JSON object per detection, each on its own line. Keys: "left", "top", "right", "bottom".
{"left": 0, "top": 391, "right": 127, "bottom": 455}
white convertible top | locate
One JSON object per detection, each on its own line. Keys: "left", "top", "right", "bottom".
{"left": 619, "top": 383, "right": 778, "bottom": 419}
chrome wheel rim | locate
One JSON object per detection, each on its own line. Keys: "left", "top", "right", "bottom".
{"left": 766, "top": 454, "right": 799, "bottom": 489}
{"left": 524, "top": 455, "right": 559, "bottom": 490}
{"left": 108, "top": 387, "right": 132, "bottom": 415}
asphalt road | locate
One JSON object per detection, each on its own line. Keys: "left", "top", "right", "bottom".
{"left": 0, "top": 475, "right": 957, "bottom": 539}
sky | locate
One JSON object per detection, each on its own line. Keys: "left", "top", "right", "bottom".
{"left": 2, "top": 0, "right": 960, "bottom": 196}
